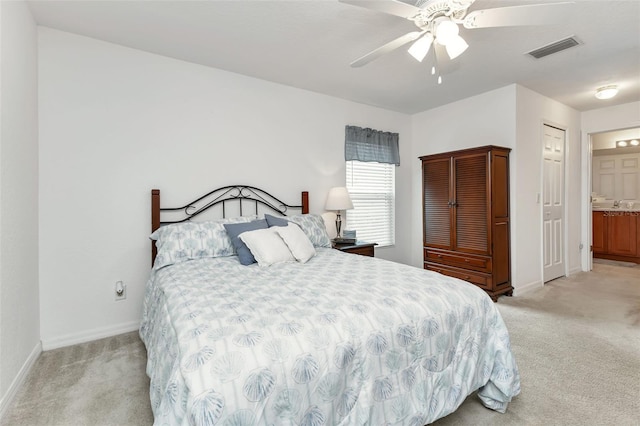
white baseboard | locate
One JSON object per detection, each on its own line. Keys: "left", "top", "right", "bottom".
{"left": 568, "top": 266, "right": 583, "bottom": 275}
{"left": 41, "top": 320, "right": 140, "bottom": 351}
{"left": 0, "top": 341, "right": 42, "bottom": 421}
{"left": 513, "top": 279, "right": 543, "bottom": 296}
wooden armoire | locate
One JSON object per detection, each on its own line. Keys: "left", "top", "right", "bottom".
{"left": 420, "top": 145, "right": 512, "bottom": 301}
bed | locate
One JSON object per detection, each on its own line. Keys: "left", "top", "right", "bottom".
{"left": 140, "top": 185, "right": 520, "bottom": 426}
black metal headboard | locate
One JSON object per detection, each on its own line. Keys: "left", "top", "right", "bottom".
{"left": 151, "top": 185, "right": 309, "bottom": 264}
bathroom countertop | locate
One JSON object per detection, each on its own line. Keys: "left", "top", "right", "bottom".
{"left": 592, "top": 207, "right": 640, "bottom": 212}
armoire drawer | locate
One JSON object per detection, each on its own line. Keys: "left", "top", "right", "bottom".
{"left": 425, "top": 262, "right": 491, "bottom": 290}
{"left": 424, "top": 249, "right": 491, "bottom": 272}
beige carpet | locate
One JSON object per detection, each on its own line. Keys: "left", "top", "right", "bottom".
{"left": 2, "top": 263, "right": 639, "bottom": 425}
{"left": 1, "top": 332, "right": 151, "bottom": 426}
{"left": 433, "top": 262, "right": 640, "bottom": 425}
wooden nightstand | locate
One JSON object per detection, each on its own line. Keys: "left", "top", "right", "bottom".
{"left": 333, "top": 241, "right": 377, "bottom": 257}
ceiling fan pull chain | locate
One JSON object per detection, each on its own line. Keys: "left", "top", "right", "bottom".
{"left": 431, "top": 45, "right": 442, "bottom": 84}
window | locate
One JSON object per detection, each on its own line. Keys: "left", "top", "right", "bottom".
{"left": 346, "top": 160, "right": 395, "bottom": 247}
{"left": 343, "top": 125, "right": 398, "bottom": 247}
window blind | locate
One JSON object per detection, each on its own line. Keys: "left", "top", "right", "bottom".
{"left": 346, "top": 160, "right": 395, "bottom": 247}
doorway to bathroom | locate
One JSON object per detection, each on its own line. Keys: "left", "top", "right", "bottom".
{"left": 590, "top": 127, "right": 640, "bottom": 265}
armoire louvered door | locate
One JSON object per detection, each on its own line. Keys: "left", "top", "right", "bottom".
{"left": 423, "top": 157, "right": 451, "bottom": 249}
{"left": 421, "top": 146, "right": 512, "bottom": 302}
{"left": 454, "top": 153, "right": 488, "bottom": 254}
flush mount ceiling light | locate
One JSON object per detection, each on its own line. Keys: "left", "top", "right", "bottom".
{"left": 617, "top": 139, "right": 640, "bottom": 147}
{"left": 595, "top": 85, "right": 618, "bottom": 100}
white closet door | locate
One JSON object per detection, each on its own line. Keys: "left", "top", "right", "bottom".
{"left": 543, "top": 125, "right": 565, "bottom": 282}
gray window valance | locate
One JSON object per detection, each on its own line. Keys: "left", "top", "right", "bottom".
{"left": 345, "top": 125, "right": 400, "bottom": 166}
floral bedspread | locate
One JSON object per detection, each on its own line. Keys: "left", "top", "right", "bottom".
{"left": 140, "top": 248, "right": 520, "bottom": 425}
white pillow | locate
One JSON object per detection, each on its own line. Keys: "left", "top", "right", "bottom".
{"left": 275, "top": 223, "right": 316, "bottom": 263}
{"left": 239, "top": 227, "right": 295, "bottom": 267}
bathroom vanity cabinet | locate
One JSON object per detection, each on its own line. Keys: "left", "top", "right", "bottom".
{"left": 592, "top": 210, "right": 640, "bottom": 263}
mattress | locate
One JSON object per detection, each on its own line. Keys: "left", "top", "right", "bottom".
{"left": 140, "top": 248, "right": 520, "bottom": 425}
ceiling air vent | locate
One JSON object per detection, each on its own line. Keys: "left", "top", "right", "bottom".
{"left": 527, "top": 36, "right": 580, "bottom": 59}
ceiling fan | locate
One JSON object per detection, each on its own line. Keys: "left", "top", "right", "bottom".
{"left": 341, "top": 0, "right": 573, "bottom": 69}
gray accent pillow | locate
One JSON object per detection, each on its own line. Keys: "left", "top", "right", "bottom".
{"left": 265, "top": 214, "right": 290, "bottom": 228}
{"left": 224, "top": 219, "right": 268, "bottom": 265}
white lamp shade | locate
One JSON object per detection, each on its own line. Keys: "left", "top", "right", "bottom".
{"left": 408, "top": 33, "right": 434, "bottom": 62}
{"left": 445, "top": 35, "right": 468, "bottom": 59}
{"left": 325, "top": 187, "right": 354, "bottom": 210}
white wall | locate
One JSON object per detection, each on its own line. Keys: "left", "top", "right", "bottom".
{"left": 411, "top": 84, "right": 583, "bottom": 294}
{"left": 38, "top": 28, "right": 412, "bottom": 348}
{"left": 515, "top": 85, "right": 582, "bottom": 288}
{"left": 591, "top": 127, "right": 640, "bottom": 150}
{"left": 580, "top": 101, "right": 640, "bottom": 269}
{"left": 0, "top": 0, "right": 40, "bottom": 416}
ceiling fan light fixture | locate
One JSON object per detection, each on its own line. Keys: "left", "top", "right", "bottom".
{"left": 595, "top": 85, "right": 618, "bottom": 100}
{"left": 435, "top": 19, "right": 459, "bottom": 46}
{"left": 445, "top": 35, "right": 468, "bottom": 59}
{"left": 342, "top": 0, "right": 579, "bottom": 70}
{"left": 408, "top": 33, "right": 434, "bottom": 62}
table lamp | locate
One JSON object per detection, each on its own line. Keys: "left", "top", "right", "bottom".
{"left": 325, "top": 186, "right": 354, "bottom": 238}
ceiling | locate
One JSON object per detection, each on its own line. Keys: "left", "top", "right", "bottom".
{"left": 26, "top": 0, "right": 640, "bottom": 114}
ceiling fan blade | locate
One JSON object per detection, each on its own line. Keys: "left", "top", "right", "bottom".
{"left": 340, "top": 0, "right": 422, "bottom": 19}
{"left": 351, "top": 31, "right": 424, "bottom": 67}
{"left": 463, "top": 2, "right": 575, "bottom": 29}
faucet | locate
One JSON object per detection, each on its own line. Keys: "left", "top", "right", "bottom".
{"left": 613, "top": 200, "right": 620, "bottom": 208}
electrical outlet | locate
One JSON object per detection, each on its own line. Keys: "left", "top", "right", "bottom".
{"left": 115, "top": 281, "right": 126, "bottom": 301}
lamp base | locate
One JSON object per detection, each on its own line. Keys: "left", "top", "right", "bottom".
{"left": 335, "top": 212, "right": 342, "bottom": 238}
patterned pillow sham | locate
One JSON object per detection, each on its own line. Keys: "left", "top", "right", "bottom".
{"left": 288, "top": 213, "right": 332, "bottom": 248}
{"left": 151, "top": 216, "right": 255, "bottom": 269}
